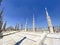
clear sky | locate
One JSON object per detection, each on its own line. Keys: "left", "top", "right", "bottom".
{"left": 1, "top": 0, "right": 60, "bottom": 28}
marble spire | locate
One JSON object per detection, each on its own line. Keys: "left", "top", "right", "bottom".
{"left": 3, "top": 21, "right": 7, "bottom": 30}
{"left": 25, "top": 19, "right": 28, "bottom": 31}
{"left": 45, "top": 8, "right": 54, "bottom": 33}
{"left": 33, "top": 14, "right": 35, "bottom": 32}
{"left": 20, "top": 24, "right": 23, "bottom": 31}
{"left": 0, "top": 7, "right": 4, "bottom": 32}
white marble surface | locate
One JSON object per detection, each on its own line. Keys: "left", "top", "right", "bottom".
{"left": 0, "top": 31, "right": 60, "bottom": 45}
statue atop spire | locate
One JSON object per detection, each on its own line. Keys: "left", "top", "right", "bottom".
{"left": 45, "top": 8, "right": 54, "bottom": 33}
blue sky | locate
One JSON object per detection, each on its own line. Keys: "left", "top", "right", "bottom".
{"left": 1, "top": 0, "right": 60, "bottom": 28}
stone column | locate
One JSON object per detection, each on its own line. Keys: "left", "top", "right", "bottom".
{"left": 45, "top": 8, "right": 54, "bottom": 33}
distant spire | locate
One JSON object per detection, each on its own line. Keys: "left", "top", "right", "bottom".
{"left": 0, "top": 7, "right": 4, "bottom": 31}
{"left": 20, "top": 24, "right": 23, "bottom": 31}
{"left": 17, "top": 24, "right": 19, "bottom": 30}
{"left": 25, "top": 19, "right": 28, "bottom": 31}
{"left": 15, "top": 23, "right": 18, "bottom": 30}
{"left": 0, "top": 7, "right": 4, "bottom": 16}
{"left": 3, "top": 21, "right": 7, "bottom": 30}
{"left": 33, "top": 13, "right": 35, "bottom": 32}
{"left": 33, "top": 14, "right": 34, "bottom": 23}
{"left": 45, "top": 8, "right": 54, "bottom": 33}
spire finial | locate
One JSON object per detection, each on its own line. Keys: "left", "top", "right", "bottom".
{"left": 45, "top": 7, "right": 47, "bottom": 10}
